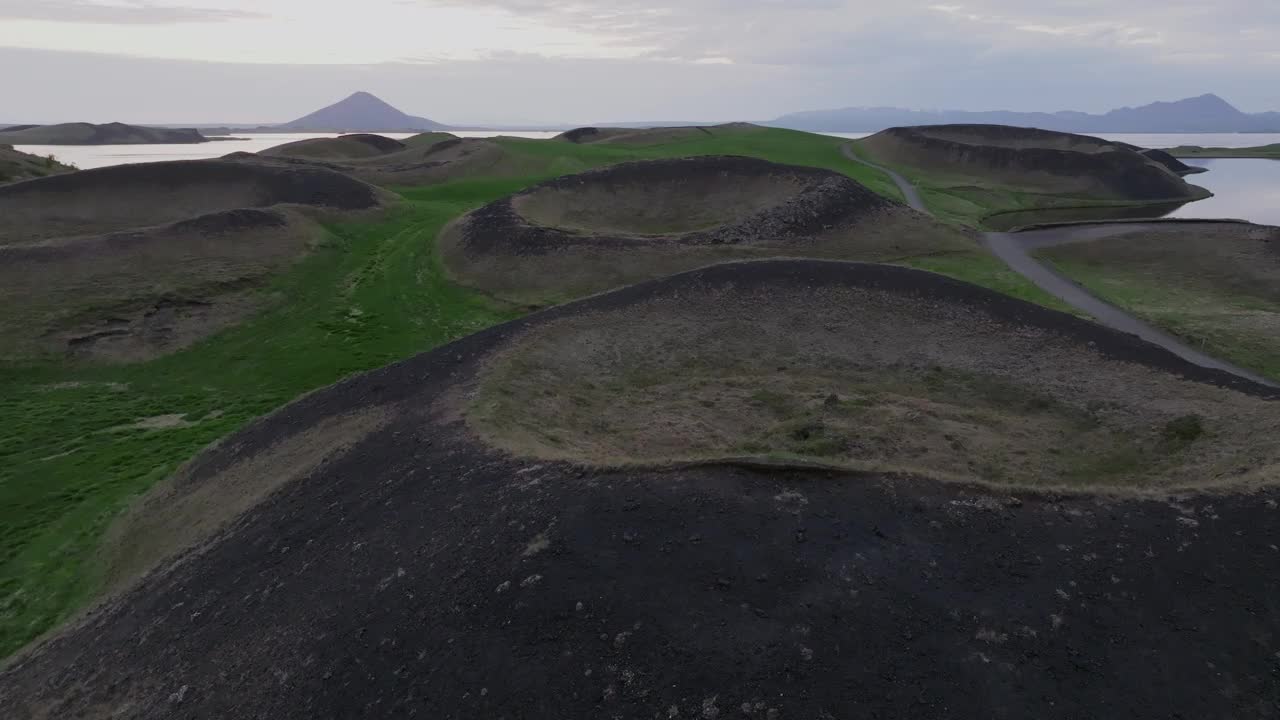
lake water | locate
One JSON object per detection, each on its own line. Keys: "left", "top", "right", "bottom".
{"left": 14, "top": 130, "right": 562, "bottom": 170}
{"left": 1165, "top": 159, "right": 1280, "bottom": 225}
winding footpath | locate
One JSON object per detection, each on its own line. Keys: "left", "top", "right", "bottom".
{"left": 841, "top": 143, "right": 1278, "bottom": 388}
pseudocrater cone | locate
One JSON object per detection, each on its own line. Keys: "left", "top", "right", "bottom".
{"left": 468, "top": 261, "right": 1280, "bottom": 492}
{"left": 440, "top": 156, "right": 972, "bottom": 303}
{"left": 512, "top": 163, "right": 809, "bottom": 235}
{"left": 0, "top": 160, "right": 392, "bottom": 361}
{"left": 6, "top": 262, "right": 1279, "bottom": 718}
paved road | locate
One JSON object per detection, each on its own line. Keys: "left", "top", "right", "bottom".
{"left": 841, "top": 142, "right": 1278, "bottom": 387}
{"left": 841, "top": 143, "right": 927, "bottom": 212}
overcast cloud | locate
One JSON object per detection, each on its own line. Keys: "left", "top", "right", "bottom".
{"left": 0, "top": 0, "right": 1276, "bottom": 124}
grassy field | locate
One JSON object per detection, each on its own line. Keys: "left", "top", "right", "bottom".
{"left": 0, "top": 127, "right": 1070, "bottom": 659}
{"left": 1039, "top": 229, "right": 1280, "bottom": 381}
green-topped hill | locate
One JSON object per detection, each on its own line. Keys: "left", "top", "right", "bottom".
{"left": 854, "top": 124, "right": 1211, "bottom": 226}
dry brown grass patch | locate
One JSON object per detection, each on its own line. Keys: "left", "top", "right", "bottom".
{"left": 467, "top": 280, "right": 1280, "bottom": 492}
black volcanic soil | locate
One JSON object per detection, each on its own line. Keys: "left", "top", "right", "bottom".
{"left": 860, "top": 124, "right": 1209, "bottom": 201}
{"left": 440, "top": 156, "right": 970, "bottom": 302}
{"left": 0, "top": 159, "right": 386, "bottom": 244}
{"left": 3, "top": 261, "right": 1278, "bottom": 719}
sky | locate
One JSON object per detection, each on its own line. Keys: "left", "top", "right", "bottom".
{"left": 2, "top": 0, "right": 1278, "bottom": 125}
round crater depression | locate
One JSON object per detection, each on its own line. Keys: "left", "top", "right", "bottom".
{"left": 511, "top": 160, "right": 811, "bottom": 236}
{"left": 466, "top": 262, "right": 1280, "bottom": 492}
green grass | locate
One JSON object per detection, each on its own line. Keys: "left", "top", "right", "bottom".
{"left": 1037, "top": 257, "right": 1280, "bottom": 380}
{"left": 902, "top": 251, "right": 1083, "bottom": 317}
{"left": 0, "top": 188, "right": 517, "bottom": 658}
{"left": 0, "top": 126, "right": 1072, "bottom": 659}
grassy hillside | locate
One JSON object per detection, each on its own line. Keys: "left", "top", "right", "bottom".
{"left": 850, "top": 129, "right": 1210, "bottom": 228}
{"left": 0, "top": 126, "right": 1066, "bottom": 659}
{"left": 1037, "top": 223, "right": 1280, "bottom": 381}
{"left": 0, "top": 145, "right": 74, "bottom": 184}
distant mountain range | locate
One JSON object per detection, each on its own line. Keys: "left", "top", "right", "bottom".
{"left": 13, "top": 92, "right": 1280, "bottom": 139}
{"left": 191, "top": 92, "right": 452, "bottom": 134}
{"left": 768, "top": 94, "right": 1280, "bottom": 134}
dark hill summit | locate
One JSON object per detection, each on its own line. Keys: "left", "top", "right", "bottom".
{"left": 0, "top": 122, "right": 207, "bottom": 145}
{"left": 281, "top": 91, "right": 449, "bottom": 132}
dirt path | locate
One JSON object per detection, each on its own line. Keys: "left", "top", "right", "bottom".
{"left": 842, "top": 142, "right": 1277, "bottom": 387}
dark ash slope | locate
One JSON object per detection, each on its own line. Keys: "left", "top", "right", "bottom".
{"left": 0, "top": 160, "right": 391, "bottom": 361}
{"left": 2, "top": 261, "right": 1277, "bottom": 720}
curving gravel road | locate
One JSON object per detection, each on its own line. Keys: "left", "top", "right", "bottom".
{"left": 841, "top": 142, "right": 1278, "bottom": 388}
{"left": 841, "top": 143, "right": 927, "bottom": 212}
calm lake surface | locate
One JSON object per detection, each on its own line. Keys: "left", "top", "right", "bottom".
{"left": 15, "top": 130, "right": 562, "bottom": 170}
{"left": 1165, "top": 159, "right": 1280, "bottom": 225}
